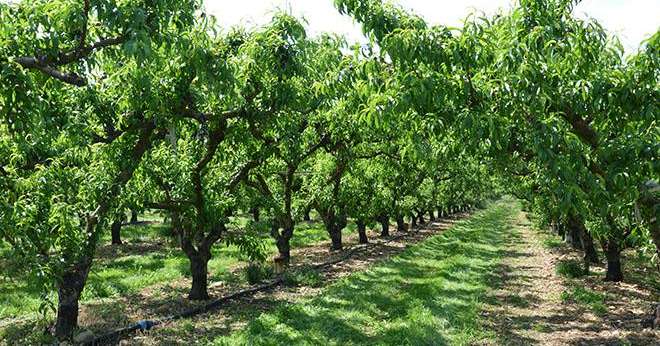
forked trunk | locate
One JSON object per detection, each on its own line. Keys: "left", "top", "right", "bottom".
{"left": 357, "top": 220, "right": 368, "bottom": 244}
{"left": 55, "top": 260, "right": 91, "bottom": 340}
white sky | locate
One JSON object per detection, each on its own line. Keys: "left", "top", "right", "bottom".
{"left": 204, "top": 0, "right": 660, "bottom": 54}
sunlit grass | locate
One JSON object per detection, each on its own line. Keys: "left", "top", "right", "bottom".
{"left": 213, "top": 200, "right": 518, "bottom": 345}
{"left": 0, "top": 214, "right": 346, "bottom": 320}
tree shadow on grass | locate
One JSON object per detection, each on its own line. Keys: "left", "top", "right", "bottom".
{"left": 207, "top": 202, "right": 522, "bottom": 345}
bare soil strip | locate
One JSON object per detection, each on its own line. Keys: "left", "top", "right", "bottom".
{"left": 482, "top": 208, "right": 660, "bottom": 345}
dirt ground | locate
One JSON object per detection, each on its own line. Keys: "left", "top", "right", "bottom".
{"left": 481, "top": 209, "right": 660, "bottom": 345}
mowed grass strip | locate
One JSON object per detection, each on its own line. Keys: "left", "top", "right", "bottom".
{"left": 214, "top": 200, "right": 519, "bottom": 346}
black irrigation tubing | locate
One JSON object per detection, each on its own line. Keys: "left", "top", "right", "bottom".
{"left": 85, "top": 211, "right": 472, "bottom": 345}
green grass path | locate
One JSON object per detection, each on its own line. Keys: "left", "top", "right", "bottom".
{"left": 214, "top": 199, "right": 520, "bottom": 345}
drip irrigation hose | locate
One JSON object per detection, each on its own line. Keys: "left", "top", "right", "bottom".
{"left": 84, "top": 212, "right": 471, "bottom": 345}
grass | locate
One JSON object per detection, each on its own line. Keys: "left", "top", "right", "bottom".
{"left": 560, "top": 285, "right": 608, "bottom": 316}
{"left": 542, "top": 236, "right": 563, "bottom": 250}
{"left": 555, "top": 259, "right": 586, "bottom": 279}
{"left": 212, "top": 200, "right": 518, "bottom": 345}
{"left": 282, "top": 266, "right": 325, "bottom": 288}
{"left": 0, "top": 215, "right": 348, "bottom": 321}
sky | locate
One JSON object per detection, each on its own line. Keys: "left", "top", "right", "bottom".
{"left": 204, "top": 0, "right": 660, "bottom": 54}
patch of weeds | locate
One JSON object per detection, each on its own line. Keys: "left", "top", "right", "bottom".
{"left": 182, "top": 321, "right": 195, "bottom": 334}
{"left": 561, "top": 285, "right": 607, "bottom": 316}
{"left": 244, "top": 262, "right": 273, "bottom": 285}
{"left": 542, "top": 236, "right": 563, "bottom": 250}
{"left": 281, "top": 267, "right": 323, "bottom": 288}
{"left": 556, "top": 259, "right": 586, "bottom": 278}
{"left": 532, "top": 323, "right": 548, "bottom": 332}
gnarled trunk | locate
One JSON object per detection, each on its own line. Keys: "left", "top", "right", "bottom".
{"left": 111, "top": 219, "right": 122, "bottom": 245}
{"left": 356, "top": 219, "right": 368, "bottom": 244}
{"left": 55, "top": 260, "right": 91, "bottom": 340}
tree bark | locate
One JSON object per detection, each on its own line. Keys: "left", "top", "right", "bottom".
{"left": 130, "top": 209, "right": 138, "bottom": 224}
{"left": 417, "top": 211, "right": 425, "bottom": 224}
{"left": 565, "top": 221, "right": 583, "bottom": 250}
{"left": 378, "top": 214, "right": 389, "bottom": 237}
{"left": 396, "top": 215, "right": 406, "bottom": 232}
{"left": 189, "top": 253, "right": 210, "bottom": 300}
{"left": 410, "top": 215, "right": 417, "bottom": 229}
{"left": 357, "top": 220, "right": 368, "bottom": 244}
{"left": 604, "top": 239, "right": 623, "bottom": 282}
{"left": 574, "top": 219, "right": 599, "bottom": 264}
{"left": 55, "top": 260, "right": 91, "bottom": 339}
{"left": 111, "top": 219, "right": 122, "bottom": 245}
{"left": 275, "top": 225, "right": 293, "bottom": 266}
{"left": 329, "top": 226, "right": 343, "bottom": 250}
{"left": 428, "top": 210, "right": 435, "bottom": 221}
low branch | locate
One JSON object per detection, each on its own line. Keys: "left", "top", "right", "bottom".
{"left": 15, "top": 36, "right": 125, "bottom": 86}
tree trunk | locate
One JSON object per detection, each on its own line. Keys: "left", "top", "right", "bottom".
{"left": 417, "top": 211, "right": 425, "bottom": 224}
{"left": 551, "top": 221, "right": 565, "bottom": 239}
{"left": 570, "top": 217, "right": 600, "bottom": 265}
{"left": 429, "top": 210, "right": 435, "bottom": 221}
{"left": 111, "top": 219, "right": 122, "bottom": 245}
{"left": 130, "top": 209, "right": 138, "bottom": 224}
{"left": 189, "top": 253, "right": 210, "bottom": 300}
{"left": 275, "top": 226, "right": 293, "bottom": 266}
{"left": 303, "top": 206, "right": 312, "bottom": 221}
{"left": 357, "top": 220, "right": 368, "bottom": 244}
{"left": 329, "top": 226, "right": 343, "bottom": 250}
{"left": 378, "top": 214, "right": 389, "bottom": 237}
{"left": 410, "top": 215, "right": 417, "bottom": 229}
{"left": 604, "top": 240, "right": 623, "bottom": 282}
{"left": 565, "top": 222, "right": 583, "bottom": 250}
{"left": 55, "top": 261, "right": 90, "bottom": 339}
{"left": 396, "top": 215, "right": 406, "bottom": 232}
